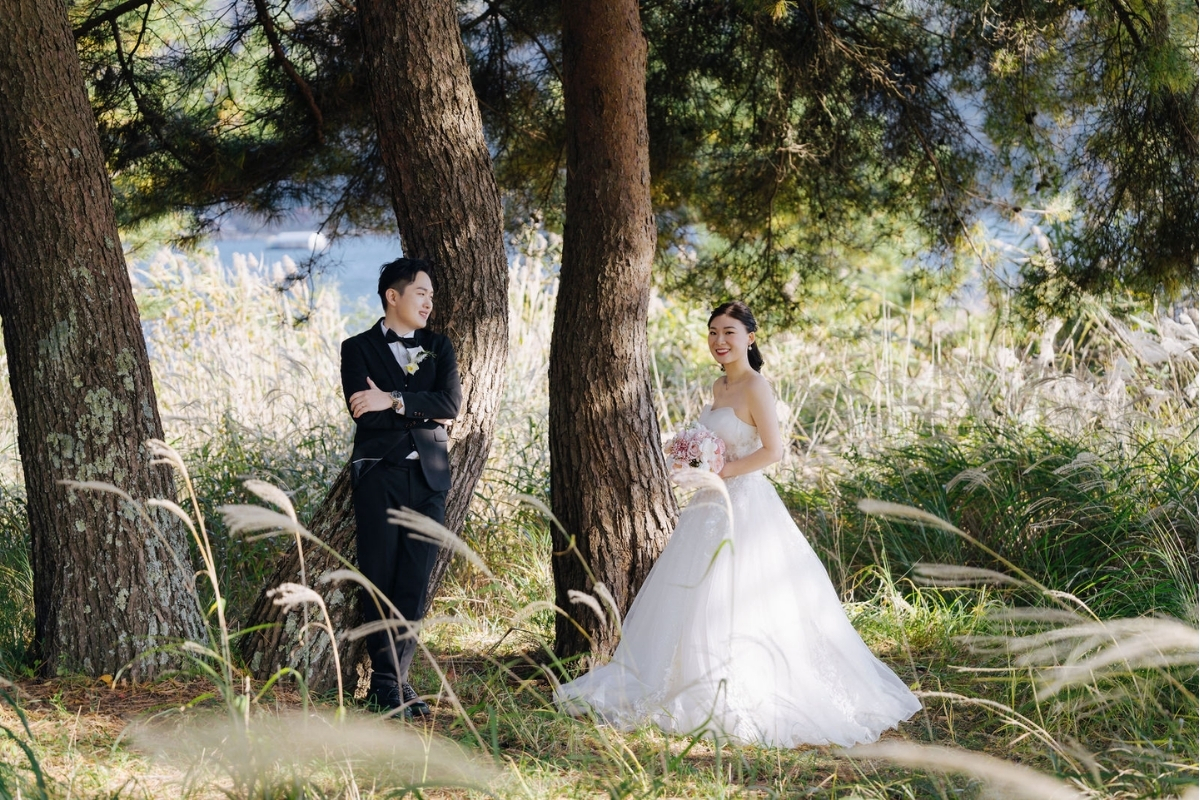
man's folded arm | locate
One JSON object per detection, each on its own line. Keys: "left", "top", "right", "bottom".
{"left": 340, "top": 338, "right": 410, "bottom": 430}
{"left": 397, "top": 338, "right": 462, "bottom": 421}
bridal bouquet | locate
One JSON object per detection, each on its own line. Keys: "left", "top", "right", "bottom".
{"left": 665, "top": 424, "right": 726, "bottom": 474}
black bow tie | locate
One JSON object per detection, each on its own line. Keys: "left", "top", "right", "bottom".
{"left": 384, "top": 329, "right": 418, "bottom": 348}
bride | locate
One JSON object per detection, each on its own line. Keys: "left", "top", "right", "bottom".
{"left": 555, "top": 301, "right": 922, "bottom": 748}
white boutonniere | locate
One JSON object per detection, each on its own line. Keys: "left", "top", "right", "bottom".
{"left": 403, "top": 347, "right": 434, "bottom": 375}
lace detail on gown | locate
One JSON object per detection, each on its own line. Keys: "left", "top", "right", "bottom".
{"left": 554, "top": 405, "right": 921, "bottom": 748}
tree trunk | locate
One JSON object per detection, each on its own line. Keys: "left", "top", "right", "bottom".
{"left": 549, "top": 0, "right": 678, "bottom": 660}
{"left": 0, "top": 0, "right": 203, "bottom": 677}
{"left": 240, "top": 0, "right": 508, "bottom": 692}
{"left": 240, "top": 465, "right": 362, "bottom": 688}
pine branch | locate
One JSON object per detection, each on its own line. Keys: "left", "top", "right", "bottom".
{"left": 252, "top": 0, "right": 325, "bottom": 145}
{"left": 73, "top": 0, "right": 154, "bottom": 39}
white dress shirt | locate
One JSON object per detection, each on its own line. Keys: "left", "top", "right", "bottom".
{"left": 381, "top": 321, "right": 420, "bottom": 459}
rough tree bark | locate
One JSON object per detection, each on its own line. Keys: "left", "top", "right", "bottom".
{"left": 549, "top": 0, "right": 678, "bottom": 660}
{"left": 241, "top": 0, "right": 508, "bottom": 691}
{"left": 0, "top": 0, "right": 204, "bottom": 676}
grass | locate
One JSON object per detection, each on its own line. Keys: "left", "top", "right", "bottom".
{"left": 787, "top": 421, "right": 1199, "bottom": 621}
{"left": 0, "top": 492, "right": 32, "bottom": 676}
{"left": 0, "top": 238, "right": 1193, "bottom": 797}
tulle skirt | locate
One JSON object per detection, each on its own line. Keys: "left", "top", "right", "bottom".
{"left": 555, "top": 473, "right": 922, "bottom": 748}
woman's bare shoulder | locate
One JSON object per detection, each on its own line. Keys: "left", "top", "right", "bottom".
{"left": 747, "top": 371, "right": 775, "bottom": 399}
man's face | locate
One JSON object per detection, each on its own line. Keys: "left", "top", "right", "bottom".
{"left": 387, "top": 271, "right": 433, "bottom": 331}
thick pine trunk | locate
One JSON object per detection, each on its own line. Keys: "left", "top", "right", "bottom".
{"left": 0, "top": 0, "right": 203, "bottom": 676}
{"left": 241, "top": 0, "right": 508, "bottom": 691}
{"left": 241, "top": 465, "right": 358, "bottom": 685}
{"left": 357, "top": 0, "right": 509, "bottom": 546}
{"left": 549, "top": 0, "right": 678, "bottom": 660}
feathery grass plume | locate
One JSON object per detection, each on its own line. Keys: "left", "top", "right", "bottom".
{"left": 56, "top": 479, "right": 134, "bottom": 505}
{"left": 567, "top": 590, "right": 607, "bottom": 631}
{"left": 592, "top": 583, "right": 623, "bottom": 636}
{"left": 144, "top": 438, "right": 244, "bottom": 697}
{"left": 267, "top": 582, "right": 345, "bottom": 711}
{"left": 146, "top": 438, "right": 191, "bottom": 478}
{"left": 242, "top": 479, "right": 298, "bottom": 522}
{"left": 511, "top": 600, "right": 563, "bottom": 625}
{"left": 912, "top": 563, "right": 1025, "bottom": 587}
{"left": 242, "top": 480, "right": 307, "bottom": 579}
{"left": 856, "top": 498, "right": 963, "bottom": 534}
{"left": 144, "top": 497, "right": 199, "bottom": 538}
{"left": 126, "top": 709, "right": 497, "bottom": 795}
{"left": 982, "top": 614, "right": 1199, "bottom": 700}
{"left": 943, "top": 465, "right": 993, "bottom": 492}
{"left": 241, "top": 478, "right": 313, "bottom": 663}
{"left": 844, "top": 741, "right": 1088, "bottom": 799}
{"left": 319, "top": 567, "right": 378, "bottom": 588}
{"left": 180, "top": 640, "right": 221, "bottom": 659}
{"left": 218, "top": 504, "right": 309, "bottom": 539}
{"left": 146, "top": 438, "right": 212, "bottom": 565}
{"left": 670, "top": 467, "right": 732, "bottom": 509}
{"left": 387, "top": 507, "right": 495, "bottom": 579}
{"left": 857, "top": 498, "right": 1056, "bottom": 597}
{"left": 508, "top": 493, "right": 605, "bottom": 591}
{"left": 509, "top": 492, "right": 568, "bottom": 537}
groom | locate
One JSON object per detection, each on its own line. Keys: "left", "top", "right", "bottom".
{"left": 342, "top": 257, "right": 461, "bottom": 717}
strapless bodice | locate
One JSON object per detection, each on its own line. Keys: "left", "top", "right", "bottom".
{"left": 699, "top": 405, "right": 762, "bottom": 462}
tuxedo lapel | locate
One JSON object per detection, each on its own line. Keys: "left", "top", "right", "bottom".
{"left": 366, "top": 321, "right": 409, "bottom": 391}
{"left": 408, "top": 328, "right": 435, "bottom": 388}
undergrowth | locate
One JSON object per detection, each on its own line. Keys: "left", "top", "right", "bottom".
{"left": 779, "top": 421, "right": 1199, "bottom": 622}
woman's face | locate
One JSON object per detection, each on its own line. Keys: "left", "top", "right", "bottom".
{"left": 708, "top": 314, "right": 754, "bottom": 369}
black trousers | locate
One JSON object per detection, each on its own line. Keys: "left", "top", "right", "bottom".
{"left": 352, "top": 460, "right": 446, "bottom": 685}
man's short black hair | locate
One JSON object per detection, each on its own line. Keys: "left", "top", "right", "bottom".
{"left": 377, "top": 258, "right": 436, "bottom": 311}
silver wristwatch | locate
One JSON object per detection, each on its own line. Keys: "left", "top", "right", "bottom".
{"left": 390, "top": 390, "right": 403, "bottom": 413}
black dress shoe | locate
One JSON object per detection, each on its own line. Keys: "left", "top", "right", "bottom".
{"left": 365, "top": 682, "right": 403, "bottom": 714}
{"left": 401, "top": 683, "right": 432, "bottom": 718}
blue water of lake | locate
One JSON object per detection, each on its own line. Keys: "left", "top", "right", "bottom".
{"left": 205, "top": 233, "right": 404, "bottom": 313}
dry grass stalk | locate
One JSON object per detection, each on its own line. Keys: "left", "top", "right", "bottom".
{"left": 386, "top": 507, "right": 494, "bottom": 579}
{"left": 982, "top": 615, "right": 1200, "bottom": 700}
{"left": 844, "top": 741, "right": 1089, "bottom": 799}
{"left": 126, "top": 709, "right": 497, "bottom": 790}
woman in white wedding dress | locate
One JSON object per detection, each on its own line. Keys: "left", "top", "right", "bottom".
{"left": 555, "top": 301, "right": 921, "bottom": 748}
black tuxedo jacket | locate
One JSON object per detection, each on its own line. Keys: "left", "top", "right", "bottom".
{"left": 340, "top": 321, "right": 461, "bottom": 491}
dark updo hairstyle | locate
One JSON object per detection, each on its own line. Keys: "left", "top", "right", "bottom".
{"left": 708, "top": 300, "right": 764, "bottom": 372}
{"left": 377, "top": 257, "right": 436, "bottom": 311}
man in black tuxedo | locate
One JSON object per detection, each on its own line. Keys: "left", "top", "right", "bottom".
{"left": 342, "top": 257, "right": 461, "bottom": 717}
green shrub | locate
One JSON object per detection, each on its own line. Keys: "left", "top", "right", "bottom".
{"left": 0, "top": 489, "right": 31, "bottom": 676}
{"left": 788, "top": 421, "right": 1198, "bottom": 621}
